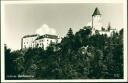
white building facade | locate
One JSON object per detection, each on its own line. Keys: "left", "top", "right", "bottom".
{"left": 21, "top": 34, "right": 62, "bottom": 50}
{"left": 21, "top": 34, "right": 39, "bottom": 49}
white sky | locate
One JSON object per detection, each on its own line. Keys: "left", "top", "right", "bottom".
{"left": 4, "top": 3, "right": 123, "bottom": 50}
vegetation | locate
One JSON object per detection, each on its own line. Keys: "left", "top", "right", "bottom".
{"left": 5, "top": 26, "right": 123, "bottom": 79}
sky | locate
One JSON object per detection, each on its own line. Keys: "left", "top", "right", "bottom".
{"left": 4, "top": 3, "right": 123, "bottom": 50}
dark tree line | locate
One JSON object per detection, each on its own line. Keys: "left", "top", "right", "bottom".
{"left": 5, "top": 26, "right": 123, "bottom": 79}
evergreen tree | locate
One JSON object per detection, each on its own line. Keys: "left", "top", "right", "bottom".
{"left": 67, "top": 28, "right": 74, "bottom": 38}
{"left": 5, "top": 45, "right": 19, "bottom": 79}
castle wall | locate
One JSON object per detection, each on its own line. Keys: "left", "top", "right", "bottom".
{"left": 21, "top": 34, "right": 61, "bottom": 50}
{"left": 22, "top": 36, "right": 38, "bottom": 49}
{"left": 92, "top": 15, "right": 102, "bottom": 30}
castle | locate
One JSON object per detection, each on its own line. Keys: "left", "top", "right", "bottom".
{"left": 90, "top": 7, "right": 115, "bottom": 36}
{"left": 21, "top": 7, "right": 115, "bottom": 50}
{"left": 21, "top": 34, "right": 62, "bottom": 50}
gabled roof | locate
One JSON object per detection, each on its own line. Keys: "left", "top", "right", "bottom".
{"left": 36, "top": 34, "right": 58, "bottom": 40}
{"left": 22, "top": 34, "right": 39, "bottom": 38}
{"left": 92, "top": 7, "right": 101, "bottom": 16}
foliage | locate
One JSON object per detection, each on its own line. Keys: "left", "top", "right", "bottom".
{"left": 5, "top": 26, "right": 123, "bottom": 79}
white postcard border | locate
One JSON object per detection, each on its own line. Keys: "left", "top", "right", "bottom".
{"left": 1, "top": 0, "right": 127, "bottom": 82}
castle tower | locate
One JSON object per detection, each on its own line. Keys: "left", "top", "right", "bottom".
{"left": 92, "top": 7, "right": 102, "bottom": 31}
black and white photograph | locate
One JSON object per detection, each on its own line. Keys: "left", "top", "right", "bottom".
{"left": 1, "top": 0, "right": 127, "bottom": 82}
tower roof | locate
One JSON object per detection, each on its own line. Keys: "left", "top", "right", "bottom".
{"left": 92, "top": 7, "right": 101, "bottom": 16}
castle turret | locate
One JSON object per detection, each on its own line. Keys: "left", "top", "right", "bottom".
{"left": 92, "top": 7, "right": 102, "bottom": 31}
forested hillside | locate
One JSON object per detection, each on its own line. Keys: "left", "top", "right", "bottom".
{"left": 5, "top": 26, "right": 123, "bottom": 79}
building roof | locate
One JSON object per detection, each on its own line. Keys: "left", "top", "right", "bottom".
{"left": 36, "top": 34, "right": 58, "bottom": 40}
{"left": 92, "top": 7, "right": 101, "bottom": 16}
{"left": 22, "top": 34, "right": 39, "bottom": 38}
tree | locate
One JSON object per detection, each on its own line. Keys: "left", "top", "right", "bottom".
{"left": 4, "top": 26, "right": 123, "bottom": 79}
{"left": 67, "top": 28, "right": 74, "bottom": 38}
{"left": 5, "top": 45, "right": 18, "bottom": 79}
{"left": 74, "top": 26, "right": 92, "bottom": 49}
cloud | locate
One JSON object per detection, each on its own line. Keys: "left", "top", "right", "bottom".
{"left": 35, "top": 24, "right": 57, "bottom": 35}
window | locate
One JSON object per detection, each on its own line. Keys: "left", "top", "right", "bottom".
{"left": 24, "top": 45, "right": 26, "bottom": 48}
{"left": 50, "top": 40, "right": 52, "bottom": 43}
{"left": 26, "top": 42, "right": 28, "bottom": 44}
